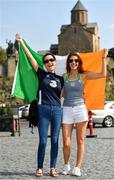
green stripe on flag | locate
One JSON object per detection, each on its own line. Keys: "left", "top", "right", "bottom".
{"left": 12, "top": 39, "right": 43, "bottom": 103}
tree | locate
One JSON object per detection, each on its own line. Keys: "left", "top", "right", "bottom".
{"left": 0, "top": 47, "right": 7, "bottom": 64}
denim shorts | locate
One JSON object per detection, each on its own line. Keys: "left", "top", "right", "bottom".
{"left": 62, "top": 104, "right": 88, "bottom": 124}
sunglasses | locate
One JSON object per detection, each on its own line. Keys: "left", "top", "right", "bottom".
{"left": 69, "top": 59, "right": 79, "bottom": 63}
{"left": 44, "top": 58, "right": 55, "bottom": 64}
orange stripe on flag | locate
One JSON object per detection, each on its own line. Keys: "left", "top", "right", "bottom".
{"left": 80, "top": 49, "right": 106, "bottom": 110}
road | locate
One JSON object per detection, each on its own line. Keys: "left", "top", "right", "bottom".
{"left": 0, "top": 120, "right": 114, "bottom": 179}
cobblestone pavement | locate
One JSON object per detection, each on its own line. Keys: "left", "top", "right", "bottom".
{"left": 0, "top": 120, "right": 114, "bottom": 180}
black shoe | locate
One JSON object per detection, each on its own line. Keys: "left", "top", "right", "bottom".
{"left": 11, "top": 132, "right": 15, "bottom": 136}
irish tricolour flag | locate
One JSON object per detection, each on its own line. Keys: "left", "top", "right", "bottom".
{"left": 11, "top": 40, "right": 106, "bottom": 110}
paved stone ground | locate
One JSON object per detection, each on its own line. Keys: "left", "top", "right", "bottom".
{"left": 0, "top": 120, "right": 114, "bottom": 180}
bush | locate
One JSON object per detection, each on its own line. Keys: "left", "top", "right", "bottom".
{"left": 0, "top": 107, "right": 5, "bottom": 115}
{"left": 6, "top": 105, "right": 13, "bottom": 116}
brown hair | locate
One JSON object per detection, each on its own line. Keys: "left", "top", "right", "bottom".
{"left": 66, "top": 52, "right": 83, "bottom": 73}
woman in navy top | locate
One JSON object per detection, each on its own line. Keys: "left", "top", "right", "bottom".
{"left": 16, "top": 35, "right": 64, "bottom": 177}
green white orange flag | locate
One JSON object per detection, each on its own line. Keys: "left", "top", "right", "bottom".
{"left": 11, "top": 40, "right": 106, "bottom": 110}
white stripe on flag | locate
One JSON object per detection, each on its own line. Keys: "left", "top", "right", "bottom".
{"left": 11, "top": 63, "right": 18, "bottom": 96}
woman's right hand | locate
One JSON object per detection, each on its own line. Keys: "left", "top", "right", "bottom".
{"left": 15, "top": 34, "right": 23, "bottom": 43}
{"left": 15, "top": 34, "right": 38, "bottom": 71}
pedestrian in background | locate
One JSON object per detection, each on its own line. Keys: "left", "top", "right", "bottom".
{"left": 16, "top": 35, "right": 64, "bottom": 177}
{"left": 61, "top": 51, "right": 107, "bottom": 177}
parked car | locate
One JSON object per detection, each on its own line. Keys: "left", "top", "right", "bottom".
{"left": 22, "top": 104, "right": 30, "bottom": 119}
{"left": 18, "top": 105, "right": 30, "bottom": 119}
{"left": 91, "top": 101, "right": 114, "bottom": 127}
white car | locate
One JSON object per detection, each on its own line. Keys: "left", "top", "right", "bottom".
{"left": 91, "top": 101, "right": 114, "bottom": 127}
{"left": 22, "top": 104, "right": 30, "bottom": 119}
{"left": 18, "top": 105, "right": 30, "bottom": 119}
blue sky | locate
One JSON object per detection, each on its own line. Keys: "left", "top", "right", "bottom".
{"left": 0, "top": 0, "right": 114, "bottom": 51}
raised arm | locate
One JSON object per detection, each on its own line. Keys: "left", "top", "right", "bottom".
{"left": 84, "top": 49, "right": 108, "bottom": 80}
{"left": 16, "top": 34, "right": 38, "bottom": 72}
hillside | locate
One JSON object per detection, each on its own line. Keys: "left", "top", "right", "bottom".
{"left": 0, "top": 76, "right": 24, "bottom": 105}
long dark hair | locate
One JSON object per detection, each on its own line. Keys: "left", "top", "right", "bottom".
{"left": 66, "top": 52, "right": 83, "bottom": 73}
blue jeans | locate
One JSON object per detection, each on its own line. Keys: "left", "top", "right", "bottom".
{"left": 37, "top": 104, "right": 62, "bottom": 169}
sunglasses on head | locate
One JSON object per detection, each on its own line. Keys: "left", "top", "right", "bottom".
{"left": 44, "top": 58, "right": 55, "bottom": 64}
{"left": 69, "top": 59, "right": 79, "bottom": 63}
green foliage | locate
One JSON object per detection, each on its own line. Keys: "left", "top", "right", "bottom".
{"left": 106, "top": 88, "right": 114, "bottom": 100}
{"left": 0, "top": 105, "right": 13, "bottom": 116}
{"left": 0, "top": 47, "right": 7, "bottom": 64}
{"left": 6, "top": 105, "right": 13, "bottom": 116}
{"left": 0, "top": 107, "right": 5, "bottom": 115}
{"left": 105, "top": 79, "right": 114, "bottom": 101}
{"left": 0, "top": 76, "right": 24, "bottom": 105}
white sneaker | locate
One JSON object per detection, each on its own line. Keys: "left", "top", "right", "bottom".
{"left": 72, "top": 167, "right": 81, "bottom": 176}
{"left": 62, "top": 164, "right": 71, "bottom": 175}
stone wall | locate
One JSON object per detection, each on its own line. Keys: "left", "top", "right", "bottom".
{"left": 7, "top": 56, "right": 16, "bottom": 77}
{"left": 58, "top": 25, "right": 99, "bottom": 55}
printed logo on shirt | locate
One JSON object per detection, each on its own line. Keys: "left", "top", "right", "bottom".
{"left": 55, "top": 78, "right": 60, "bottom": 82}
{"left": 50, "top": 80, "right": 57, "bottom": 88}
{"left": 46, "top": 75, "right": 50, "bottom": 78}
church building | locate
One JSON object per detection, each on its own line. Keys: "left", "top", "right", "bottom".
{"left": 51, "top": 0, "right": 100, "bottom": 55}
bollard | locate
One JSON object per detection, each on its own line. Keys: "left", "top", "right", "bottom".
{"left": 86, "top": 111, "right": 97, "bottom": 138}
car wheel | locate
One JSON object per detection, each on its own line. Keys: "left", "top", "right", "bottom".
{"left": 102, "top": 116, "right": 113, "bottom": 127}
